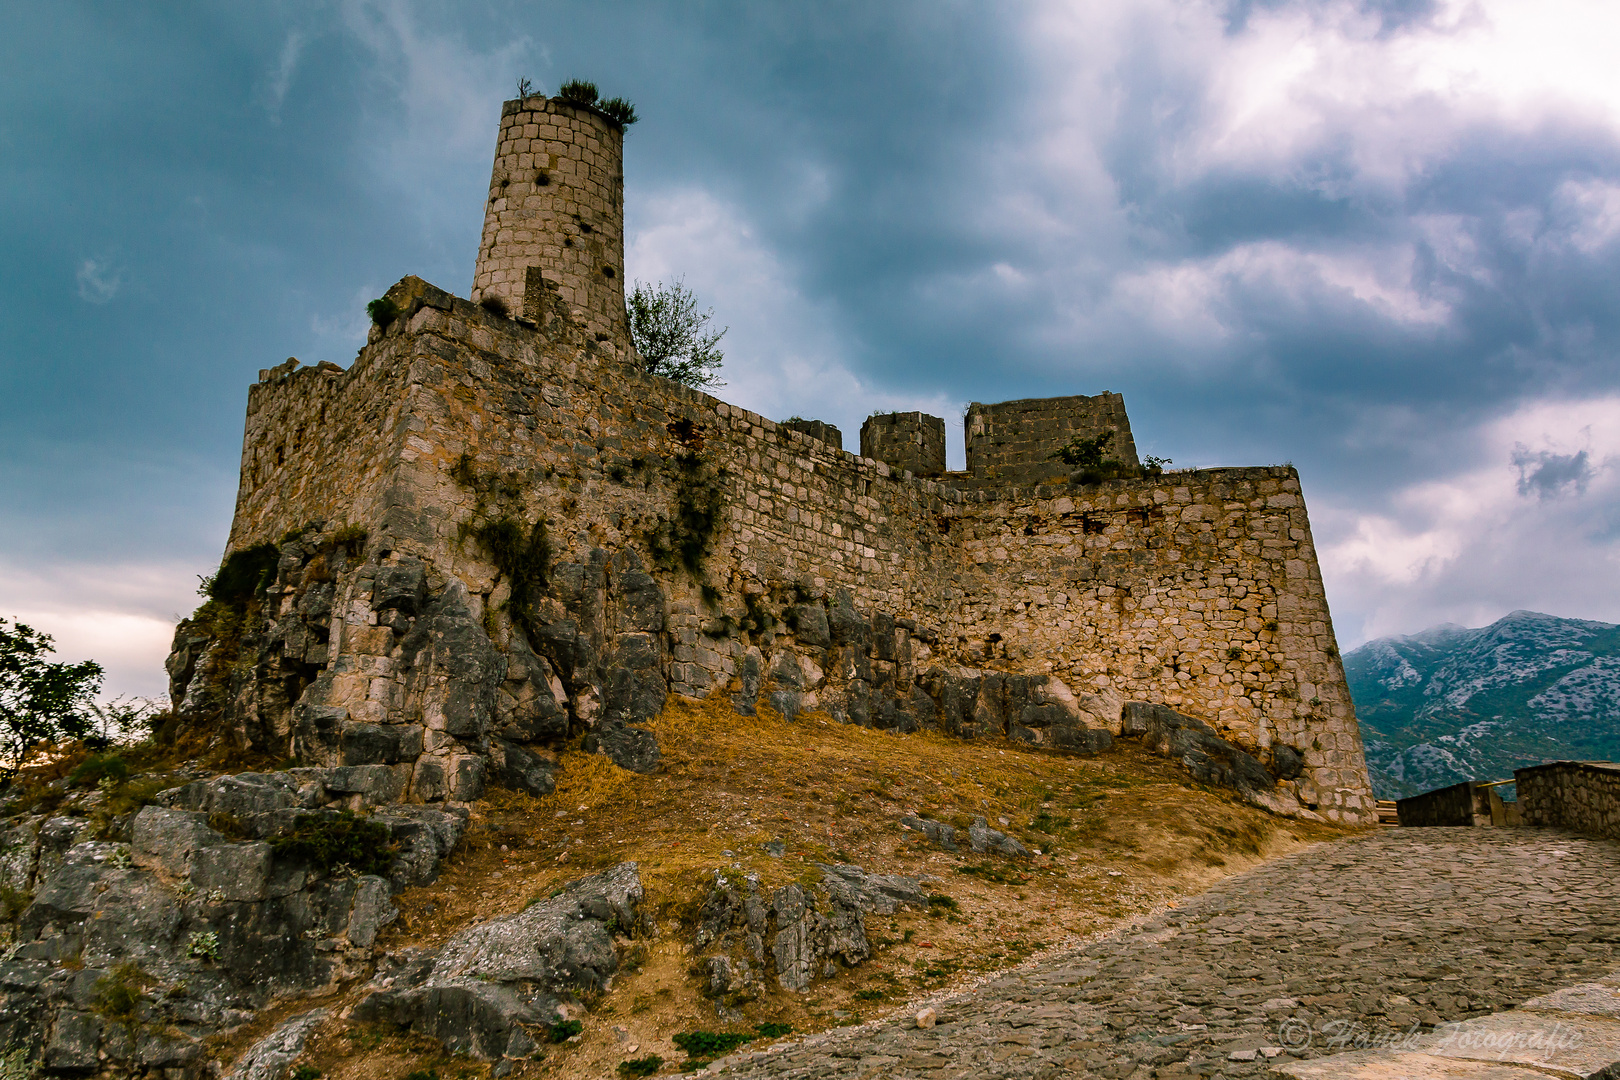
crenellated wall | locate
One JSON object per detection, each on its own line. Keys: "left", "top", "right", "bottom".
{"left": 213, "top": 275, "right": 1374, "bottom": 822}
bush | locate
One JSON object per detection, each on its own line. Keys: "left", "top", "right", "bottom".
{"left": 672, "top": 1031, "right": 753, "bottom": 1059}
{"left": 557, "top": 79, "right": 599, "bottom": 106}
{"left": 0, "top": 884, "right": 32, "bottom": 921}
{"left": 187, "top": 931, "right": 221, "bottom": 962}
{"left": 599, "top": 97, "right": 638, "bottom": 127}
{"left": 291, "top": 1068, "right": 322, "bottom": 1080}
{"left": 92, "top": 962, "right": 149, "bottom": 1027}
{"left": 270, "top": 811, "right": 396, "bottom": 876}
{"left": 754, "top": 1022, "right": 792, "bottom": 1039}
{"left": 205, "top": 543, "right": 280, "bottom": 606}
{"left": 479, "top": 294, "right": 509, "bottom": 318}
{"left": 403, "top": 1071, "right": 439, "bottom": 1080}
{"left": 68, "top": 752, "right": 130, "bottom": 788}
{"left": 617, "top": 1057, "right": 662, "bottom": 1077}
{"left": 546, "top": 1019, "right": 583, "bottom": 1042}
{"left": 1051, "top": 430, "right": 1115, "bottom": 468}
{"left": 367, "top": 296, "right": 400, "bottom": 328}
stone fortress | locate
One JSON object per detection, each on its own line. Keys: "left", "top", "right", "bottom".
{"left": 173, "top": 91, "right": 1374, "bottom": 824}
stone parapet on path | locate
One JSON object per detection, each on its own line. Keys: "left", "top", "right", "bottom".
{"left": 1516, "top": 761, "right": 1620, "bottom": 840}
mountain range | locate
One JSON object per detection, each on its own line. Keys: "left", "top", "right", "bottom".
{"left": 1345, "top": 610, "right": 1620, "bottom": 799}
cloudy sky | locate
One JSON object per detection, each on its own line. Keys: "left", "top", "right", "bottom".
{"left": 5, "top": 0, "right": 1620, "bottom": 699}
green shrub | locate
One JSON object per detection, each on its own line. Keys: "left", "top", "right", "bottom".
{"left": 558, "top": 79, "right": 599, "bottom": 105}
{"left": 367, "top": 296, "right": 400, "bottom": 328}
{"left": 754, "top": 1022, "right": 792, "bottom": 1039}
{"left": 92, "top": 963, "right": 148, "bottom": 1027}
{"left": 187, "top": 931, "right": 221, "bottom": 962}
{"left": 617, "top": 1056, "right": 662, "bottom": 1077}
{"left": 599, "top": 97, "right": 638, "bottom": 127}
{"left": 0, "top": 885, "right": 31, "bottom": 921}
{"left": 1051, "top": 430, "right": 1115, "bottom": 468}
{"left": 546, "top": 1019, "right": 583, "bottom": 1043}
{"left": 291, "top": 1067, "right": 322, "bottom": 1080}
{"left": 672, "top": 1031, "right": 753, "bottom": 1059}
{"left": 853, "top": 988, "right": 884, "bottom": 1001}
{"left": 206, "top": 543, "right": 280, "bottom": 606}
{"left": 479, "top": 294, "right": 509, "bottom": 318}
{"left": 269, "top": 811, "right": 395, "bottom": 876}
{"left": 470, "top": 516, "right": 550, "bottom": 641}
{"left": 68, "top": 752, "right": 130, "bottom": 788}
{"left": 926, "top": 893, "right": 959, "bottom": 910}
{"left": 403, "top": 1070, "right": 438, "bottom": 1080}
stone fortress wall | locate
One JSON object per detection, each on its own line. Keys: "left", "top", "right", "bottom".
{"left": 965, "top": 392, "right": 1139, "bottom": 486}
{"left": 859, "top": 412, "right": 947, "bottom": 478}
{"left": 197, "top": 93, "right": 1373, "bottom": 824}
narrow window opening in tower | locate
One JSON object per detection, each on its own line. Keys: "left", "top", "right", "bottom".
{"left": 602, "top": 266, "right": 615, "bottom": 278}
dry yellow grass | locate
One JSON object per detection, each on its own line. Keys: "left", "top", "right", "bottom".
{"left": 261, "top": 696, "right": 1357, "bottom": 1080}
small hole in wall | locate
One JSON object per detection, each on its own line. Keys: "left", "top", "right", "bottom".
{"left": 602, "top": 266, "right": 615, "bottom": 278}
{"left": 499, "top": 178, "right": 509, "bottom": 189}
{"left": 536, "top": 170, "right": 550, "bottom": 186}
{"left": 564, "top": 238, "right": 573, "bottom": 247}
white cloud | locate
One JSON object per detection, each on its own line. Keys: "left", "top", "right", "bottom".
{"left": 257, "top": 30, "right": 306, "bottom": 123}
{"left": 627, "top": 187, "right": 963, "bottom": 462}
{"left": 75, "top": 256, "right": 123, "bottom": 304}
{"left": 0, "top": 556, "right": 198, "bottom": 701}
{"left": 1319, "top": 396, "right": 1620, "bottom": 644}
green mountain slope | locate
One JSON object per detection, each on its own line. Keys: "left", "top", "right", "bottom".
{"left": 1345, "top": 610, "right": 1620, "bottom": 798}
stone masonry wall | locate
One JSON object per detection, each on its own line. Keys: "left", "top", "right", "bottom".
{"left": 220, "top": 276, "right": 1373, "bottom": 821}
{"left": 941, "top": 468, "right": 1368, "bottom": 815}
{"left": 227, "top": 348, "right": 416, "bottom": 553}
{"left": 471, "top": 96, "right": 628, "bottom": 351}
{"left": 1515, "top": 761, "right": 1620, "bottom": 839}
{"left": 860, "top": 412, "right": 947, "bottom": 478}
{"left": 965, "top": 392, "right": 1139, "bottom": 486}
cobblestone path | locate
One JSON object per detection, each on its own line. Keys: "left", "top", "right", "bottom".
{"left": 718, "top": 828, "right": 1620, "bottom": 1080}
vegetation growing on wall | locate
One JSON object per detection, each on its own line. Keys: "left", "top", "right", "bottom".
{"left": 629, "top": 279, "right": 727, "bottom": 388}
{"left": 646, "top": 451, "right": 725, "bottom": 578}
{"left": 449, "top": 453, "right": 551, "bottom": 641}
{"left": 555, "top": 78, "right": 638, "bottom": 128}
{"left": 269, "top": 810, "right": 395, "bottom": 876}
{"left": 1050, "top": 431, "right": 1173, "bottom": 484}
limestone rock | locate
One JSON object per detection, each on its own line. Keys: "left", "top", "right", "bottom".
{"left": 968, "top": 816, "right": 1030, "bottom": 858}
{"left": 901, "top": 815, "right": 960, "bottom": 853}
{"left": 226, "top": 1009, "right": 328, "bottom": 1080}
{"left": 355, "top": 862, "right": 643, "bottom": 1062}
{"left": 583, "top": 722, "right": 660, "bottom": 774}
{"left": 1121, "top": 701, "right": 1277, "bottom": 796}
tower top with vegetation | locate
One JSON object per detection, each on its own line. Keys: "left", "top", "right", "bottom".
{"left": 470, "top": 80, "right": 637, "bottom": 351}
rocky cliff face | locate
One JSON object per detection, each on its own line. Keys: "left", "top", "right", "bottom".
{"left": 161, "top": 521, "right": 1131, "bottom": 808}
{"left": 1346, "top": 610, "right": 1620, "bottom": 797}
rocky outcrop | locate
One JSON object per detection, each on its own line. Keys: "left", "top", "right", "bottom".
{"left": 354, "top": 862, "right": 644, "bottom": 1069}
{"left": 0, "top": 769, "right": 465, "bottom": 1078}
{"left": 1121, "top": 701, "right": 1316, "bottom": 817}
{"left": 693, "top": 862, "right": 928, "bottom": 1003}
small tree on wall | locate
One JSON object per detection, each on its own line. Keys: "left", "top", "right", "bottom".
{"left": 628, "top": 279, "right": 727, "bottom": 389}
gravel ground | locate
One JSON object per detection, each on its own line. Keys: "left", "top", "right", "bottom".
{"left": 710, "top": 827, "right": 1620, "bottom": 1079}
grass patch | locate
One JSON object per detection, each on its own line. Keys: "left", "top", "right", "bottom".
{"left": 617, "top": 1056, "right": 662, "bottom": 1077}
{"left": 270, "top": 811, "right": 395, "bottom": 876}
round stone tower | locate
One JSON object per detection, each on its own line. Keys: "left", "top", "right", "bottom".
{"left": 471, "top": 95, "right": 629, "bottom": 348}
